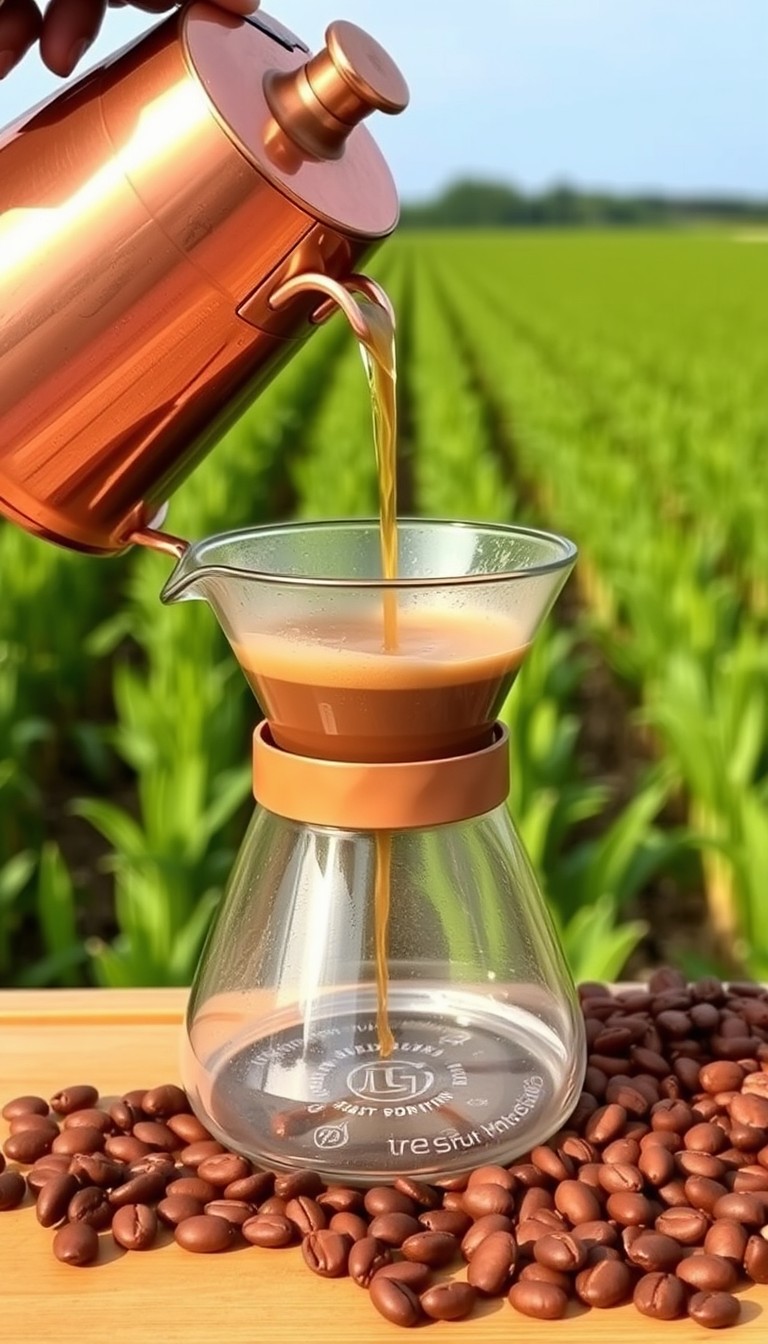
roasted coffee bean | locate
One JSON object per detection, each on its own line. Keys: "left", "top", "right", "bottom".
{"left": 516, "top": 1218, "right": 559, "bottom": 1254}
{"left": 301, "top": 1229, "right": 351, "bottom": 1278}
{"left": 687, "top": 1290, "right": 740, "bottom": 1329}
{"left": 684, "top": 1176, "right": 729, "bottom": 1214}
{"left": 441, "top": 1191, "right": 466, "bottom": 1213}
{"left": 421, "top": 1281, "right": 476, "bottom": 1322}
{"left": 258, "top": 1195, "right": 288, "bottom": 1217}
{"left": 128, "top": 1151, "right": 176, "bottom": 1180}
{"left": 633, "top": 1271, "right": 687, "bottom": 1320}
{"left": 165, "top": 1112, "right": 212, "bottom": 1145}
{"left": 141, "top": 1084, "right": 189, "bottom": 1118}
{"left": 49, "top": 1085, "right": 98, "bottom": 1116}
{"left": 177, "top": 1140, "right": 226, "bottom": 1169}
{"left": 112, "top": 1202, "right": 157, "bottom": 1250}
{"left": 2, "top": 1095, "right": 49, "bottom": 1120}
{"left": 651, "top": 1099, "right": 695, "bottom": 1133}
{"left": 466, "top": 1163, "right": 516, "bottom": 1191}
{"left": 598, "top": 1162, "right": 644, "bottom": 1193}
{"left": 131, "top": 1121, "right": 178, "bottom": 1152}
{"left": 35, "top": 1173, "right": 79, "bottom": 1227}
{"left": 53, "top": 1221, "right": 98, "bottom": 1266}
{"left": 317, "top": 1185, "right": 362, "bottom": 1214}
{"left": 68, "top": 1153, "right": 124, "bottom": 1189}
{"left": 677, "top": 1151, "right": 727, "bottom": 1180}
{"left": 585, "top": 1103, "right": 627, "bottom": 1145}
{"left": 0, "top": 1170, "right": 26, "bottom": 1210}
{"left": 3, "top": 1129, "right": 54, "bottom": 1164}
{"left": 419, "top": 1208, "right": 471, "bottom": 1238}
{"left": 104, "top": 1136, "right": 151, "bottom": 1165}
{"left": 374, "top": 1261, "right": 431, "bottom": 1291}
{"left": 435, "top": 1172, "right": 469, "bottom": 1192}
{"left": 285, "top": 1195, "right": 326, "bottom": 1235}
{"left": 108, "top": 1100, "right": 144, "bottom": 1133}
{"left": 166, "top": 1176, "right": 217, "bottom": 1203}
{"left": 507, "top": 1280, "right": 569, "bottom": 1320}
{"left": 9, "top": 1114, "right": 59, "bottom": 1136}
{"left": 224, "top": 1172, "right": 273, "bottom": 1204}
{"left": 658, "top": 1179, "right": 690, "bottom": 1207}
{"left": 684, "top": 1122, "right": 727, "bottom": 1155}
{"left": 518, "top": 1187, "right": 555, "bottom": 1221}
{"left": 744, "top": 1233, "right": 768, "bottom": 1283}
{"left": 570, "top": 1218, "right": 618, "bottom": 1248}
{"left": 712, "top": 1192, "right": 765, "bottom": 1226}
{"left": 196, "top": 1153, "right": 250, "bottom": 1188}
{"left": 462, "top": 1182, "right": 515, "bottom": 1219}
{"left": 677, "top": 1253, "right": 739, "bottom": 1292}
{"left": 157, "top": 1194, "right": 205, "bottom": 1227}
{"left": 605, "top": 1191, "right": 655, "bottom": 1226}
{"left": 533, "top": 1231, "right": 586, "bottom": 1272}
{"left": 704, "top": 1218, "right": 749, "bottom": 1263}
{"left": 51, "top": 1125, "right": 104, "bottom": 1157}
{"left": 26, "top": 1155, "right": 72, "bottom": 1193}
{"left": 560, "top": 1136, "right": 598, "bottom": 1164}
{"left": 730, "top": 1092, "right": 768, "bottom": 1129}
{"left": 606, "top": 1081, "right": 652, "bottom": 1116}
{"left": 554, "top": 1179, "right": 601, "bottom": 1224}
{"left": 174, "top": 1213, "right": 234, "bottom": 1253}
{"left": 518, "top": 1262, "right": 572, "bottom": 1291}
{"left": 530, "top": 1145, "right": 574, "bottom": 1181}
{"left": 575, "top": 1257, "right": 633, "bottom": 1307}
{"left": 400, "top": 1231, "right": 457, "bottom": 1267}
{"left": 62, "top": 1108, "right": 112, "bottom": 1134}
{"left": 466, "top": 1230, "right": 517, "bottom": 1295}
{"left": 391, "top": 1177, "right": 440, "bottom": 1209}
{"left": 655, "top": 1206, "right": 710, "bottom": 1244}
{"left": 576, "top": 1162, "right": 604, "bottom": 1189}
{"left": 109, "top": 1171, "right": 168, "bottom": 1207}
{"left": 121, "top": 1089, "right": 147, "bottom": 1110}
{"left": 509, "top": 1161, "right": 548, "bottom": 1189}
{"left": 602, "top": 1137, "right": 640, "bottom": 1165}
{"left": 369, "top": 1275, "right": 423, "bottom": 1328}
{"left": 700, "top": 1062, "right": 746, "bottom": 1095}
{"left": 368, "top": 1212, "right": 421, "bottom": 1247}
{"left": 639, "top": 1145, "right": 676, "bottom": 1185}
{"left": 625, "top": 1230, "right": 683, "bottom": 1272}
{"left": 67, "top": 1186, "right": 113, "bottom": 1231}
{"left": 729, "top": 1128, "right": 767, "bottom": 1158}
{"left": 641, "top": 1129, "right": 682, "bottom": 1154}
{"left": 273, "top": 1169, "right": 323, "bottom": 1200}
{"left": 242, "top": 1213, "right": 294, "bottom": 1248}
{"left": 348, "top": 1236, "right": 392, "bottom": 1286}
{"left": 204, "top": 1199, "right": 253, "bottom": 1227}
{"left": 364, "top": 1186, "right": 416, "bottom": 1218}
{"left": 329, "top": 1212, "right": 368, "bottom": 1243}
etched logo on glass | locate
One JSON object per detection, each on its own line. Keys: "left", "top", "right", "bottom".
{"left": 346, "top": 1061, "right": 436, "bottom": 1102}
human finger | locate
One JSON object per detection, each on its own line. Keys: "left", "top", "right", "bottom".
{"left": 39, "top": 0, "right": 108, "bottom": 76}
{"left": 0, "top": 0, "right": 44, "bottom": 79}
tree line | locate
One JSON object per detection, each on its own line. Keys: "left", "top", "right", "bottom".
{"left": 401, "top": 179, "right": 768, "bottom": 229}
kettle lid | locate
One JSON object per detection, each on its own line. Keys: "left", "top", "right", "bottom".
{"left": 183, "top": 4, "right": 408, "bottom": 240}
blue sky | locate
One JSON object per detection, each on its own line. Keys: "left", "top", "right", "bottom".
{"left": 1, "top": 1, "right": 765, "bottom": 200}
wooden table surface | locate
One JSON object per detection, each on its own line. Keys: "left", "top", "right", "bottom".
{"left": 1, "top": 989, "right": 766, "bottom": 1342}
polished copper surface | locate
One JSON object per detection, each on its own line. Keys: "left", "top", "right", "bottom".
{"left": 0, "top": 4, "right": 405, "bottom": 554}
{"left": 264, "top": 20, "right": 409, "bottom": 160}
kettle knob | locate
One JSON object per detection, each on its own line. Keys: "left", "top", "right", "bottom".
{"left": 264, "top": 20, "right": 409, "bottom": 161}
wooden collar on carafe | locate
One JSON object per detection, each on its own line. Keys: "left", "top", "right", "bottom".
{"left": 252, "top": 722, "right": 510, "bottom": 829}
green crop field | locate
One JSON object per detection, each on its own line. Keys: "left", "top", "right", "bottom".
{"left": 2, "top": 230, "right": 766, "bottom": 989}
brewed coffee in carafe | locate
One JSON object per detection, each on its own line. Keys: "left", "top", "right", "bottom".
{"left": 164, "top": 517, "right": 585, "bottom": 1181}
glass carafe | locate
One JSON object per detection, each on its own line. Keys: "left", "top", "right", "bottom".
{"left": 162, "top": 520, "right": 586, "bottom": 1182}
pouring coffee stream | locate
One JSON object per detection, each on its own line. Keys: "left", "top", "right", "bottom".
{"left": 270, "top": 270, "right": 399, "bottom": 1061}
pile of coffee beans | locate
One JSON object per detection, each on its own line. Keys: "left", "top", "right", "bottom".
{"left": 4, "top": 970, "right": 768, "bottom": 1329}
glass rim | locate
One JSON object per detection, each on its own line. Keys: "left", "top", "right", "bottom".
{"left": 163, "top": 518, "right": 577, "bottom": 598}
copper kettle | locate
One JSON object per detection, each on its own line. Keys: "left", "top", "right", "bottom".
{"left": 0, "top": 4, "right": 408, "bottom": 555}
